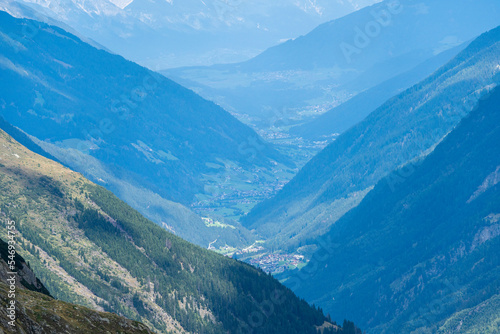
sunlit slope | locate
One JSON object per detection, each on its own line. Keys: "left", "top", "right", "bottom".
{"left": 0, "top": 129, "right": 328, "bottom": 334}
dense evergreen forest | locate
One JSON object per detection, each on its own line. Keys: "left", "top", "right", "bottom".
{"left": 0, "top": 128, "right": 343, "bottom": 333}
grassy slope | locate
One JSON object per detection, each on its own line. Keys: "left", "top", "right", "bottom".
{"left": 0, "top": 129, "right": 328, "bottom": 334}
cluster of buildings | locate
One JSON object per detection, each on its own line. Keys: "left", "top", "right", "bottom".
{"left": 248, "top": 253, "right": 306, "bottom": 274}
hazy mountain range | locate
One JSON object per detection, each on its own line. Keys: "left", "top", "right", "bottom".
{"left": 165, "top": 0, "right": 500, "bottom": 134}
{"left": 0, "top": 1, "right": 499, "bottom": 333}
{"left": 0, "top": 0, "right": 381, "bottom": 68}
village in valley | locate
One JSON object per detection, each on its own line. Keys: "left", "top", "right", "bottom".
{"left": 246, "top": 253, "right": 307, "bottom": 274}
{"left": 209, "top": 239, "right": 307, "bottom": 274}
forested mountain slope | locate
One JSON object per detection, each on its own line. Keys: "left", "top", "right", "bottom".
{"left": 0, "top": 11, "right": 290, "bottom": 247}
{"left": 0, "top": 11, "right": 289, "bottom": 204}
{"left": 242, "top": 25, "right": 500, "bottom": 252}
{"left": 290, "top": 86, "right": 500, "bottom": 333}
{"left": 0, "top": 237, "right": 155, "bottom": 333}
{"left": 0, "top": 129, "right": 330, "bottom": 334}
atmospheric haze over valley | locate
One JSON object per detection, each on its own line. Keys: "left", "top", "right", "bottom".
{"left": 0, "top": 0, "right": 499, "bottom": 333}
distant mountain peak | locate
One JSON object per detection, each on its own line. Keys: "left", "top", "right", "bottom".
{"left": 1, "top": 0, "right": 382, "bottom": 67}
{"left": 19, "top": 0, "right": 124, "bottom": 18}
{"left": 110, "top": 0, "right": 132, "bottom": 9}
